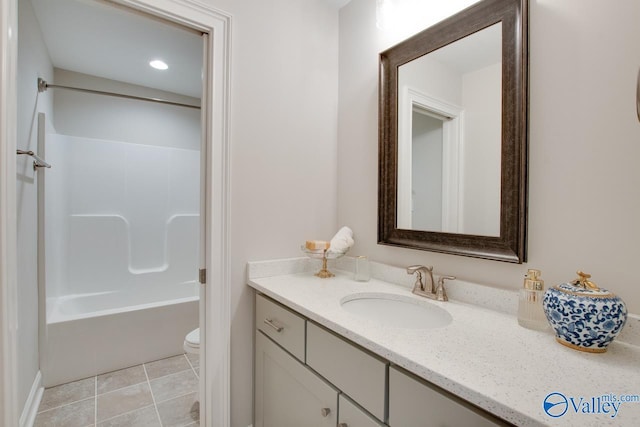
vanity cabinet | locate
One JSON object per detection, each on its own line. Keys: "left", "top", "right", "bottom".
{"left": 307, "top": 323, "right": 387, "bottom": 421}
{"left": 338, "top": 394, "right": 386, "bottom": 427}
{"left": 255, "top": 294, "right": 385, "bottom": 427}
{"left": 254, "top": 293, "right": 511, "bottom": 427}
{"left": 388, "top": 366, "right": 509, "bottom": 427}
{"left": 255, "top": 331, "right": 338, "bottom": 427}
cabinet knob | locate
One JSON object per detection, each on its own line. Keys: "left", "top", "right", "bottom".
{"left": 339, "top": 423, "right": 348, "bottom": 427}
{"left": 263, "top": 318, "right": 283, "bottom": 333}
{"left": 320, "top": 407, "right": 331, "bottom": 417}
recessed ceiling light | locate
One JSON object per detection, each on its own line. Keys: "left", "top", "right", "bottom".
{"left": 149, "top": 60, "right": 168, "bottom": 70}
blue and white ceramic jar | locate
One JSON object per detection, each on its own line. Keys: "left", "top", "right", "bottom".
{"left": 543, "top": 271, "right": 627, "bottom": 353}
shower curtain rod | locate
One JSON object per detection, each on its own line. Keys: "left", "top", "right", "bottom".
{"left": 37, "top": 78, "right": 201, "bottom": 110}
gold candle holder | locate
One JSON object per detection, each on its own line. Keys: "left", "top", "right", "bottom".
{"left": 301, "top": 247, "right": 345, "bottom": 279}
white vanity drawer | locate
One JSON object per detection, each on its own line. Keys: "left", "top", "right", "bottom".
{"left": 306, "top": 322, "right": 387, "bottom": 422}
{"left": 388, "top": 366, "right": 509, "bottom": 427}
{"left": 339, "top": 394, "right": 385, "bottom": 427}
{"left": 256, "top": 294, "right": 305, "bottom": 362}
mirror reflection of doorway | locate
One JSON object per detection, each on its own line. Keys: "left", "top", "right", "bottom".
{"left": 397, "top": 87, "right": 463, "bottom": 233}
{"left": 396, "top": 22, "right": 502, "bottom": 237}
{"left": 411, "top": 109, "right": 444, "bottom": 231}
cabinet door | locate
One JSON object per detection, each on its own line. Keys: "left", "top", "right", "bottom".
{"left": 307, "top": 322, "right": 387, "bottom": 421}
{"left": 255, "top": 331, "right": 338, "bottom": 427}
{"left": 338, "top": 394, "right": 386, "bottom": 427}
{"left": 388, "top": 367, "right": 510, "bottom": 427}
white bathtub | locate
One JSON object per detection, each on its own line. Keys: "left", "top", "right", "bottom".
{"left": 42, "top": 134, "right": 201, "bottom": 387}
{"left": 42, "top": 282, "right": 199, "bottom": 387}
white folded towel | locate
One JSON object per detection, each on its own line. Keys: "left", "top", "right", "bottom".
{"left": 329, "top": 226, "right": 354, "bottom": 253}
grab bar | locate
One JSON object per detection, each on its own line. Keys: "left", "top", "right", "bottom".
{"left": 16, "top": 149, "right": 51, "bottom": 170}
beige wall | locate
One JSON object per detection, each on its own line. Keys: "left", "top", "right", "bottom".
{"left": 16, "top": 0, "right": 54, "bottom": 413}
{"left": 461, "top": 62, "right": 501, "bottom": 235}
{"left": 201, "top": 1, "right": 340, "bottom": 426}
{"left": 338, "top": 0, "right": 640, "bottom": 314}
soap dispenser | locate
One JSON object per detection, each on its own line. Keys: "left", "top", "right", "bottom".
{"left": 517, "top": 269, "right": 549, "bottom": 331}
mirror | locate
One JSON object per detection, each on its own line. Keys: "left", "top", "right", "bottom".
{"left": 379, "top": 0, "right": 528, "bottom": 263}
{"left": 397, "top": 22, "right": 502, "bottom": 236}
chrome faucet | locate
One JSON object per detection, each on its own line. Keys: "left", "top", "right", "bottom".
{"left": 407, "top": 265, "right": 435, "bottom": 296}
{"left": 406, "top": 265, "right": 455, "bottom": 302}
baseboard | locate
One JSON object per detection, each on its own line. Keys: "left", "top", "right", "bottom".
{"left": 19, "top": 370, "right": 43, "bottom": 427}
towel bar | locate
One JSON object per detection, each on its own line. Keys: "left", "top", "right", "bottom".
{"left": 16, "top": 149, "right": 51, "bottom": 170}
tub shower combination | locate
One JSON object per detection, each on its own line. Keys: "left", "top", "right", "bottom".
{"left": 42, "top": 132, "right": 200, "bottom": 387}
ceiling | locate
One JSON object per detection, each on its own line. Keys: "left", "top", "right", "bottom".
{"left": 29, "top": 0, "right": 352, "bottom": 99}
{"left": 30, "top": 0, "right": 203, "bottom": 98}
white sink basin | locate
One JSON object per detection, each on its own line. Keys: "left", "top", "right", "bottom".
{"left": 340, "top": 293, "right": 452, "bottom": 329}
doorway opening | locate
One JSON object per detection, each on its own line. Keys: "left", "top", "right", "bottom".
{"left": 3, "top": 0, "right": 231, "bottom": 426}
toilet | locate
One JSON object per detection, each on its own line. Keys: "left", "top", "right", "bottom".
{"left": 184, "top": 328, "right": 200, "bottom": 406}
{"left": 184, "top": 328, "right": 200, "bottom": 355}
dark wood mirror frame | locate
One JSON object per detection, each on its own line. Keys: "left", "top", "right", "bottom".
{"left": 378, "top": 0, "right": 528, "bottom": 263}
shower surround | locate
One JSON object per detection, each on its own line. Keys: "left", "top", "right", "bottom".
{"left": 42, "top": 133, "right": 200, "bottom": 387}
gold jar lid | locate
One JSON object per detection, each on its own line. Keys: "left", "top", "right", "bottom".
{"left": 555, "top": 271, "right": 615, "bottom": 298}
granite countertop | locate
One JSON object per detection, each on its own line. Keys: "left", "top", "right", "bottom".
{"left": 247, "top": 258, "right": 640, "bottom": 427}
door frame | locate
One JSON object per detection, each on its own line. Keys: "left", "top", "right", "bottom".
{"left": 0, "top": 0, "right": 19, "bottom": 424}
{"left": 0, "top": 1, "right": 232, "bottom": 426}
{"left": 397, "top": 86, "right": 464, "bottom": 232}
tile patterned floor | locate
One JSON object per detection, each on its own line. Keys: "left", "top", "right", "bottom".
{"left": 35, "top": 353, "right": 200, "bottom": 427}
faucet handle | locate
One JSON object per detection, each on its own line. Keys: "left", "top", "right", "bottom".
{"left": 435, "top": 275, "right": 456, "bottom": 301}
{"left": 407, "top": 265, "right": 434, "bottom": 293}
